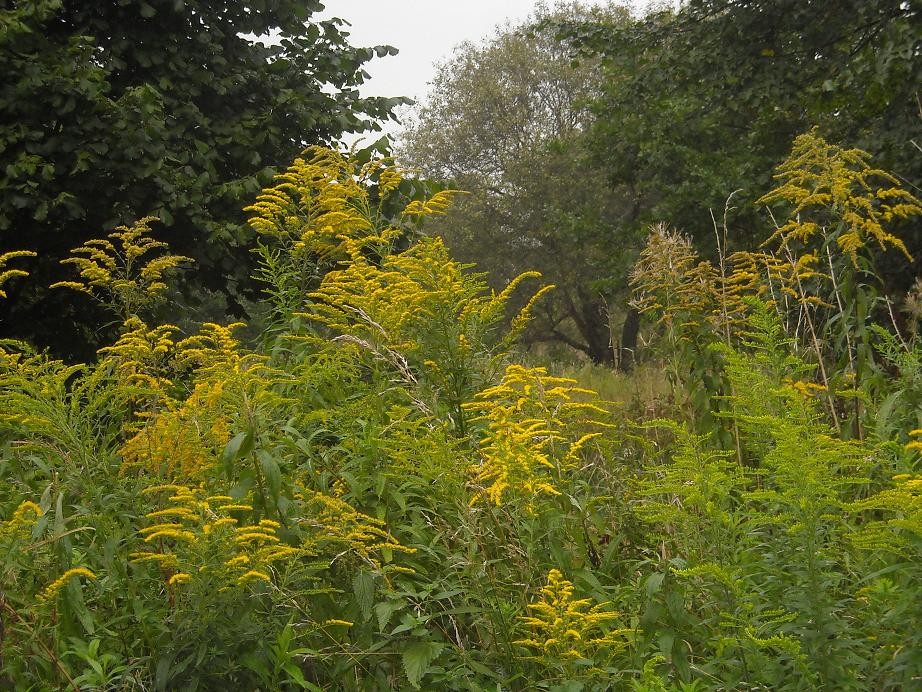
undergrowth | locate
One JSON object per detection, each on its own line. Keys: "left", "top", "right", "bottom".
{"left": 1, "top": 137, "right": 920, "bottom": 690}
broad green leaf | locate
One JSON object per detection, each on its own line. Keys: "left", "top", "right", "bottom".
{"left": 353, "top": 570, "right": 375, "bottom": 621}
{"left": 401, "top": 642, "right": 443, "bottom": 689}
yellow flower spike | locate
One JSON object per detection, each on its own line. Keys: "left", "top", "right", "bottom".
{"left": 906, "top": 429, "right": 922, "bottom": 452}
{"left": 143, "top": 529, "right": 195, "bottom": 543}
{"left": 237, "top": 570, "right": 271, "bottom": 584}
{"left": 0, "top": 250, "right": 37, "bottom": 300}
{"left": 140, "top": 484, "right": 190, "bottom": 496}
{"left": 37, "top": 568, "right": 97, "bottom": 602}
{"left": 218, "top": 504, "right": 254, "bottom": 513}
{"left": 145, "top": 508, "right": 197, "bottom": 520}
{"left": 51, "top": 217, "right": 191, "bottom": 317}
{"left": 168, "top": 573, "right": 192, "bottom": 586}
{"left": 259, "top": 546, "right": 300, "bottom": 562}
{"left": 0, "top": 501, "right": 45, "bottom": 542}
{"left": 300, "top": 491, "right": 415, "bottom": 567}
{"left": 10, "top": 501, "right": 43, "bottom": 521}
{"left": 139, "top": 523, "right": 185, "bottom": 535}
{"left": 234, "top": 531, "right": 281, "bottom": 544}
{"left": 129, "top": 552, "right": 179, "bottom": 567}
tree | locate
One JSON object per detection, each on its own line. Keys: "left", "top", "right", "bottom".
{"left": 399, "top": 1, "right": 641, "bottom": 366}
{"left": 0, "top": 0, "right": 405, "bottom": 357}
{"left": 561, "top": 0, "right": 921, "bottom": 264}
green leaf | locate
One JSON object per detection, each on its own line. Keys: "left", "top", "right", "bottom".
{"left": 645, "top": 572, "right": 665, "bottom": 598}
{"left": 283, "top": 662, "right": 322, "bottom": 690}
{"left": 353, "top": 570, "right": 375, "bottom": 621}
{"left": 257, "top": 449, "right": 282, "bottom": 501}
{"left": 375, "top": 600, "right": 401, "bottom": 633}
{"left": 402, "top": 642, "right": 443, "bottom": 689}
{"left": 222, "top": 431, "right": 254, "bottom": 479}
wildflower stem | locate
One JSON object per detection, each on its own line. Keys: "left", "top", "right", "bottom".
{"left": 0, "top": 597, "right": 80, "bottom": 691}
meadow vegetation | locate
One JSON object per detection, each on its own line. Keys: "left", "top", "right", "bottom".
{"left": 1, "top": 130, "right": 921, "bottom": 690}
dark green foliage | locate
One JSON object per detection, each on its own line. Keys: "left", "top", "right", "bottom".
{"left": 559, "top": 0, "right": 920, "bottom": 257}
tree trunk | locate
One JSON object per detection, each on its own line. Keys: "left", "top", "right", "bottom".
{"left": 617, "top": 306, "right": 640, "bottom": 372}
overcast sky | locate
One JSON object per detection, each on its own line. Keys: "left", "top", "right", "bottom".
{"left": 320, "top": 1, "right": 653, "bottom": 141}
{"left": 324, "top": 1, "right": 563, "bottom": 103}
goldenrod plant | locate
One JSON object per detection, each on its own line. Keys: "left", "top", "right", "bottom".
{"left": 758, "top": 130, "right": 921, "bottom": 438}
{"left": 4, "top": 138, "right": 922, "bottom": 689}
{"left": 758, "top": 129, "right": 919, "bottom": 265}
{"left": 515, "top": 568, "right": 629, "bottom": 681}
{"left": 246, "top": 146, "right": 460, "bottom": 327}
{"left": 51, "top": 217, "right": 191, "bottom": 320}
{"left": 306, "top": 237, "right": 552, "bottom": 432}
{"left": 463, "top": 364, "right": 612, "bottom": 508}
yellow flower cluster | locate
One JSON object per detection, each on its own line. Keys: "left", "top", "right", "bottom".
{"left": 515, "top": 569, "right": 628, "bottom": 662}
{"left": 99, "top": 318, "right": 182, "bottom": 400}
{"left": 115, "top": 321, "right": 281, "bottom": 480}
{"left": 132, "top": 484, "right": 414, "bottom": 589}
{"left": 245, "top": 147, "right": 458, "bottom": 266}
{"left": 0, "top": 500, "right": 43, "bottom": 543}
{"left": 758, "top": 129, "right": 920, "bottom": 266}
{"left": 51, "top": 217, "right": 191, "bottom": 317}
{"left": 463, "top": 365, "right": 611, "bottom": 507}
{"left": 245, "top": 147, "right": 374, "bottom": 254}
{"left": 132, "top": 485, "right": 301, "bottom": 589}
{"left": 173, "top": 322, "right": 250, "bottom": 374}
{"left": 37, "top": 567, "right": 97, "bottom": 603}
{"left": 101, "top": 317, "right": 256, "bottom": 399}
{"left": 305, "top": 236, "right": 551, "bottom": 383}
{"left": 786, "top": 379, "right": 828, "bottom": 398}
{"left": 307, "top": 238, "right": 453, "bottom": 353}
{"left": 120, "top": 381, "right": 231, "bottom": 480}
{"left": 300, "top": 491, "right": 415, "bottom": 568}
{"left": 0, "top": 249, "right": 36, "bottom": 299}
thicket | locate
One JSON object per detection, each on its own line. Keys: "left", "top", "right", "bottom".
{"left": 1, "top": 132, "right": 921, "bottom": 690}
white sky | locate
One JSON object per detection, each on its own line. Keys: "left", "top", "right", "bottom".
{"left": 324, "top": 1, "right": 557, "bottom": 104}
{"left": 320, "top": 1, "right": 651, "bottom": 140}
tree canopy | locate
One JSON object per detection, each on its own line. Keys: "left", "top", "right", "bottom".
{"left": 0, "top": 0, "right": 405, "bottom": 357}
{"left": 560, "top": 0, "right": 920, "bottom": 258}
{"left": 399, "top": 2, "right": 640, "bottom": 366}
